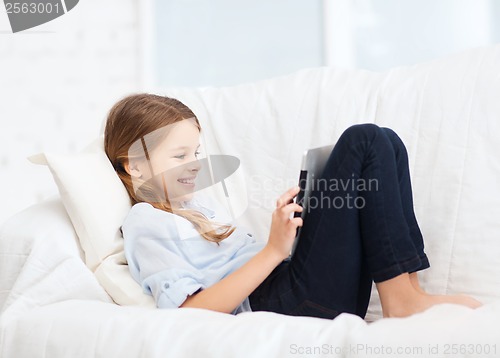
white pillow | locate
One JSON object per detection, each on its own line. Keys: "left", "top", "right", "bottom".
{"left": 28, "top": 136, "right": 155, "bottom": 307}
{"left": 94, "top": 250, "right": 155, "bottom": 307}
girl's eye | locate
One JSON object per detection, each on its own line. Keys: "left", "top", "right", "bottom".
{"left": 174, "top": 151, "right": 201, "bottom": 159}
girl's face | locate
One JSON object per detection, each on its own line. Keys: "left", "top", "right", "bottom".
{"left": 129, "top": 119, "right": 202, "bottom": 208}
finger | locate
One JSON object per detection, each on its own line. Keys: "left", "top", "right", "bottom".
{"left": 276, "top": 186, "right": 300, "bottom": 208}
{"left": 278, "top": 202, "right": 302, "bottom": 215}
{"left": 278, "top": 203, "right": 303, "bottom": 220}
{"left": 287, "top": 188, "right": 300, "bottom": 204}
{"left": 289, "top": 217, "right": 303, "bottom": 228}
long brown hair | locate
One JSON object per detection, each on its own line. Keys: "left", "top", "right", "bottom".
{"left": 104, "top": 93, "right": 235, "bottom": 244}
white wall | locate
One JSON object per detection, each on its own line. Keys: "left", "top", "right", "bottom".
{"left": 0, "top": 0, "right": 140, "bottom": 226}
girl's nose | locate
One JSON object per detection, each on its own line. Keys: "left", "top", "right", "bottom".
{"left": 190, "top": 158, "right": 202, "bottom": 172}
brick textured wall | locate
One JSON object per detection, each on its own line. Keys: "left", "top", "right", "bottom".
{"left": 0, "top": 0, "right": 140, "bottom": 226}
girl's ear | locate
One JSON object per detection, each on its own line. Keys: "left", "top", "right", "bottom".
{"left": 124, "top": 160, "right": 142, "bottom": 178}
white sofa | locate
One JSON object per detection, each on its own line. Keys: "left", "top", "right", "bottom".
{"left": 1, "top": 44, "right": 500, "bottom": 357}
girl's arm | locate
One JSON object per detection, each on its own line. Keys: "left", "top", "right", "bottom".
{"left": 180, "top": 186, "right": 303, "bottom": 314}
{"left": 180, "top": 245, "right": 282, "bottom": 313}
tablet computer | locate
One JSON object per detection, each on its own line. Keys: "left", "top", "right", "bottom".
{"left": 290, "top": 143, "right": 336, "bottom": 257}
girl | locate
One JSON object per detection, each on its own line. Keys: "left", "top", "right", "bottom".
{"left": 104, "top": 93, "right": 482, "bottom": 319}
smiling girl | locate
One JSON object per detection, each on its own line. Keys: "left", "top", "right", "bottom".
{"left": 104, "top": 93, "right": 481, "bottom": 319}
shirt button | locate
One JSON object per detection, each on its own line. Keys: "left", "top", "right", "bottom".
{"left": 247, "top": 233, "right": 253, "bottom": 237}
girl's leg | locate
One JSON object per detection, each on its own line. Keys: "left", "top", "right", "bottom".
{"left": 248, "top": 123, "right": 481, "bottom": 320}
{"left": 372, "top": 128, "right": 482, "bottom": 316}
{"left": 379, "top": 127, "right": 429, "bottom": 273}
{"left": 249, "top": 123, "right": 424, "bottom": 319}
{"left": 379, "top": 127, "right": 429, "bottom": 294}
{"left": 371, "top": 130, "right": 482, "bottom": 315}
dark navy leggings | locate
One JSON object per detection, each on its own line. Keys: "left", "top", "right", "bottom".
{"left": 248, "top": 123, "right": 430, "bottom": 319}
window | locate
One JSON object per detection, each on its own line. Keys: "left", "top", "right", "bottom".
{"left": 324, "top": 0, "right": 500, "bottom": 70}
{"left": 139, "top": 0, "right": 323, "bottom": 88}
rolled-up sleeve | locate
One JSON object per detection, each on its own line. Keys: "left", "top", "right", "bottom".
{"left": 145, "top": 271, "right": 204, "bottom": 309}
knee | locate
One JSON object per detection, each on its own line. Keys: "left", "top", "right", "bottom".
{"left": 339, "top": 124, "right": 408, "bottom": 154}
{"left": 380, "top": 126, "right": 406, "bottom": 152}
{"left": 380, "top": 126, "right": 398, "bottom": 139}
{"left": 340, "top": 123, "right": 383, "bottom": 143}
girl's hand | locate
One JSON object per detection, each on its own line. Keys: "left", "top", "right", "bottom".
{"left": 265, "top": 186, "right": 304, "bottom": 261}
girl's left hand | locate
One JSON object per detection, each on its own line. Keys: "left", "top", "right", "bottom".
{"left": 265, "top": 186, "right": 304, "bottom": 261}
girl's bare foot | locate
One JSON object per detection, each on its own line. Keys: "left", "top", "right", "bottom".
{"left": 376, "top": 273, "right": 483, "bottom": 318}
{"left": 383, "top": 292, "right": 483, "bottom": 318}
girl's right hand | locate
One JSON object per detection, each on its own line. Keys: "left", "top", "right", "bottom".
{"left": 265, "top": 186, "right": 304, "bottom": 261}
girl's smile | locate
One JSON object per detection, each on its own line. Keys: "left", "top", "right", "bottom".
{"left": 177, "top": 175, "right": 196, "bottom": 186}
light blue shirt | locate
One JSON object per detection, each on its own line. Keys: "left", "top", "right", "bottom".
{"left": 121, "top": 191, "right": 267, "bottom": 315}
